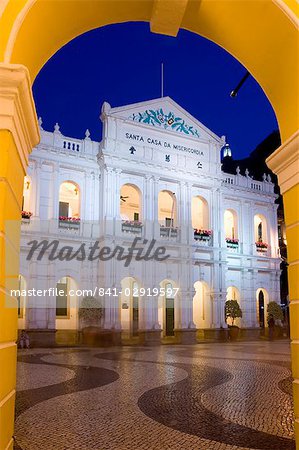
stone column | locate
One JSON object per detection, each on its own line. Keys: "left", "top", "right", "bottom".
{"left": 174, "top": 261, "right": 197, "bottom": 344}
{"left": 144, "top": 175, "right": 154, "bottom": 240}
{"left": 138, "top": 260, "right": 162, "bottom": 345}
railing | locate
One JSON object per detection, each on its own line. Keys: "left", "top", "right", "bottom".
{"left": 160, "top": 226, "right": 178, "bottom": 238}
{"left": 194, "top": 230, "right": 212, "bottom": 246}
{"left": 58, "top": 219, "right": 80, "bottom": 230}
{"left": 226, "top": 238, "right": 239, "bottom": 252}
{"left": 37, "top": 129, "right": 96, "bottom": 157}
{"left": 222, "top": 173, "right": 275, "bottom": 194}
{"left": 63, "top": 140, "right": 81, "bottom": 152}
{"left": 121, "top": 221, "right": 143, "bottom": 234}
{"left": 21, "top": 218, "right": 31, "bottom": 225}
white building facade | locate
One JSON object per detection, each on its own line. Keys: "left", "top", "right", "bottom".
{"left": 18, "top": 98, "right": 281, "bottom": 345}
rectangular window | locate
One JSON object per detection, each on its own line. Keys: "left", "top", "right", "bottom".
{"left": 17, "top": 295, "right": 21, "bottom": 317}
{"left": 18, "top": 277, "right": 23, "bottom": 318}
{"left": 56, "top": 282, "right": 68, "bottom": 317}
{"left": 165, "top": 217, "right": 174, "bottom": 227}
{"left": 134, "top": 212, "right": 139, "bottom": 221}
{"left": 59, "top": 201, "right": 69, "bottom": 217}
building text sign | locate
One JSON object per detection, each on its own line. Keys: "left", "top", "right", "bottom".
{"left": 123, "top": 131, "right": 205, "bottom": 157}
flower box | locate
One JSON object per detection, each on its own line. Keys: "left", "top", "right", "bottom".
{"left": 194, "top": 229, "right": 212, "bottom": 241}
{"left": 21, "top": 211, "right": 32, "bottom": 220}
{"left": 256, "top": 241, "right": 268, "bottom": 251}
{"left": 226, "top": 238, "right": 239, "bottom": 248}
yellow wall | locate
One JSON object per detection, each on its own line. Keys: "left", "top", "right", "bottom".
{"left": 284, "top": 184, "right": 299, "bottom": 444}
{"left": 0, "top": 131, "right": 23, "bottom": 450}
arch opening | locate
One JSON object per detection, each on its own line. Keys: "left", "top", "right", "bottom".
{"left": 254, "top": 214, "right": 268, "bottom": 244}
{"left": 256, "top": 288, "right": 269, "bottom": 329}
{"left": 158, "top": 190, "right": 177, "bottom": 228}
{"left": 191, "top": 196, "right": 209, "bottom": 230}
{"left": 120, "top": 184, "right": 141, "bottom": 222}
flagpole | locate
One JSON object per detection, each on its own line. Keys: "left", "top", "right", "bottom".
{"left": 161, "top": 62, "right": 164, "bottom": 98}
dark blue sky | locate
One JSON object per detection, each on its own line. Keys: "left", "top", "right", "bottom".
{"left": 33, "top": 22, "right": 278, "bottom": 159}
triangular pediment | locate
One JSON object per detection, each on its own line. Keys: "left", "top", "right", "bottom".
{"left": 104, "top": 97, "right": 221, "bottom": 142}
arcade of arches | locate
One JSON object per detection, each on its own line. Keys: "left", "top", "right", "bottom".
{"left": 0, "top": 1, "right": 298, "bottom": 449}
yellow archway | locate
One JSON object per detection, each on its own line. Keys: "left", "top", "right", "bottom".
{"left": 0, "top": 1, "right": 298, "bottom": 448}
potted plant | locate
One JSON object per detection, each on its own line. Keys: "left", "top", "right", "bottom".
{"left": 59, "top": 216, "right": 80, "bottom": 229}
{"left": 267, "top": 301, "right": 284, "bottom": 338}
{"left": 225, "top": 299, "right": 243, "bottom": 340}
{"left": 79, "top": 296, "right": 104, "bottom": 345}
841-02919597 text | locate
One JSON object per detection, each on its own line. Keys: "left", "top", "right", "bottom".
{"left": 95, "top": 287, "right": 179, "bottom": 297}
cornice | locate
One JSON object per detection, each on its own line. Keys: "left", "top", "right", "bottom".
{"left": 0, "top": 63, "right": 39, "bottom": 171}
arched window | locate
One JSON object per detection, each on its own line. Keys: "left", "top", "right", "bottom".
{"left": 191, "top": 196, "right": 209, "bottom": 230}
{"left": 120, "top": 184, "right": 141, "bottom": 222}
{"left": 224, "top": 209, "right": 238, "bottom": 239}
{"left": 254, "top": 214, "right": 267, "bottom": 243}
{"left": 256, "top": 288, "right": 269, "bottom": 328}
{"left": 158, "top": 190, "right": 177, "bottom": 227}
{"left": 59, "top": 181, "right": 80, "bottom": 221}
{"left": 22, "top": 176, "right": 32, "bottom": 220}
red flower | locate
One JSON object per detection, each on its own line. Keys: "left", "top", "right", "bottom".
{"left": 21, "top": 211, "right": 32, "bottom": 218}
{"left": 59, "top": 216, "right": 80, "bottom": 222}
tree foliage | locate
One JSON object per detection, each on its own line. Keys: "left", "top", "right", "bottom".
{"left": 225, "top": 300, "right": 243, "bottom": 326}
{"left": 267, "top": 301, "right": 283, "bottom": 322}
{"left": 78, "top": 296, "right": 103, "bottom": 323}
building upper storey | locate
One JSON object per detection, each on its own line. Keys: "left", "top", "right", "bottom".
{"left": 33, "top": 97, "right": 276, "bottom": 200}
{"left": 21, "top": 98, "right": 279, "bottom": 259}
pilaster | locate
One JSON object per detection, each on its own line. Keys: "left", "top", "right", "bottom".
{"left": 266, "top": 130, "right": 299, "bottom": 444}
{"left": 0, "top": 63, "right": 39, "bottom": 450}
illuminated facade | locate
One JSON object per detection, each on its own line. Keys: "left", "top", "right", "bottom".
{"left": 19, "top": 98, "right": 281, "bottom": 344}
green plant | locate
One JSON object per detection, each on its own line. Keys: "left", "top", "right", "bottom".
{"left": 267, "top": 301, "right": 283, "bottom": 322}
{"left": 78, "top": 296, "right": 103, "bottom": 323}
{"left": 225, "top": 300, "right": 242, "bottom": 326}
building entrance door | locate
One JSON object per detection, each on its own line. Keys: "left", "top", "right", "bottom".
{"left": 258, "top": 290, "right": 265, "bottom": 328}
{"left": 165, "top": 297, "right": 174, "bottom": 336}
{"left": 132, "top": 295, "right": 139, "bottom": 336}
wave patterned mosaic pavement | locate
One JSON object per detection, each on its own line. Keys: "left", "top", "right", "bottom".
{"left": 15, "top": 342, "right": 295, "bottom": 450}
